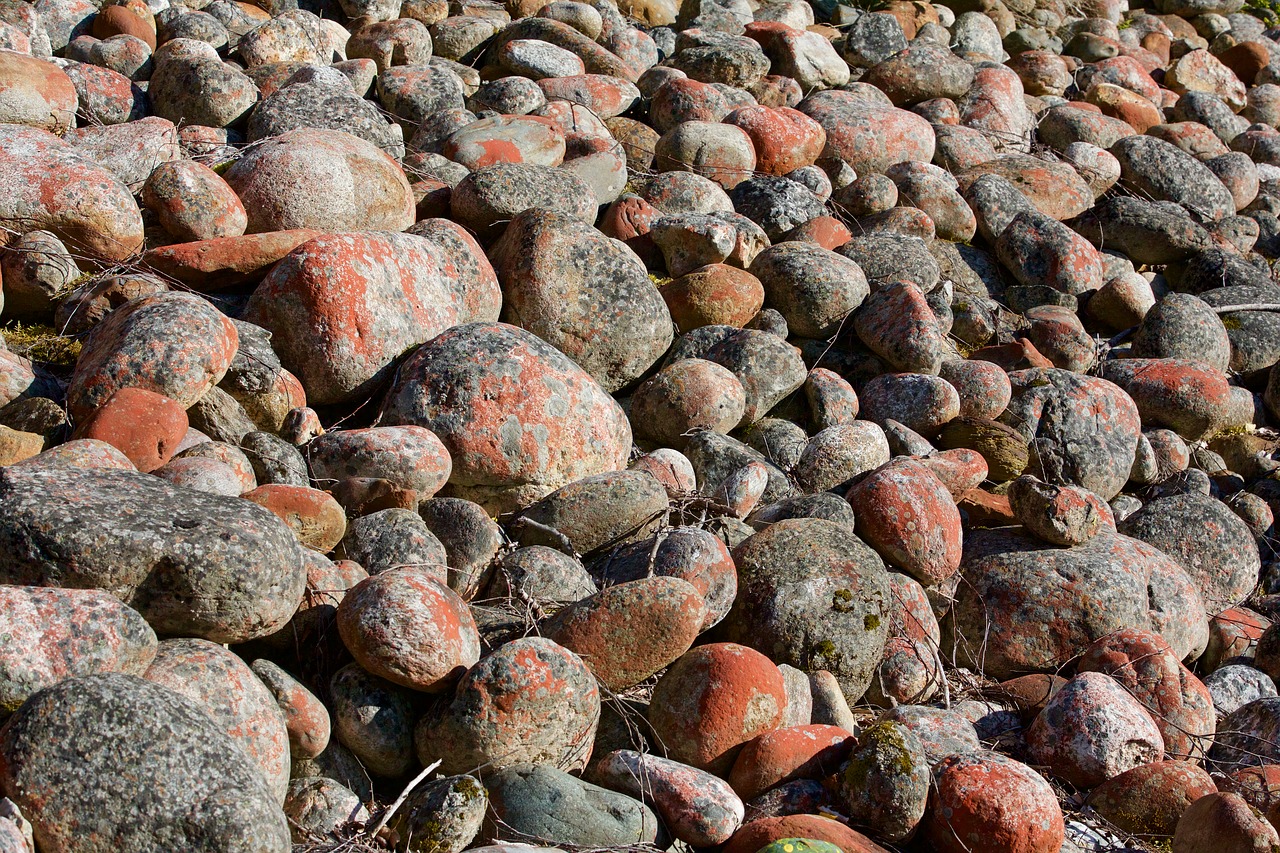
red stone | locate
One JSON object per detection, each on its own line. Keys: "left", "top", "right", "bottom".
{"left": 728, "top": 724, "right": 855, "bottom": 800}
{"left": 242, "top": 484, "right": 347, "bottom": 553}
{"left": 924, "top": 751, "right": 1064, "bottom": 853}
{"left": 73, "top": 387, "right": 188, "bottom": 473}
{"left": 648, "top": 643, "right": 787, "bottom": 776}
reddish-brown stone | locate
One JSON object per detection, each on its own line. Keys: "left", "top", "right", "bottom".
{"left": 846, "top": 457, "right": 963, "bottom": 585}
{"left": 722, "top": 814, "right": 888, "bottom": 853}
{"left": 728, "top": 724, "right": 855, "bottom": 800}
{"left": 924, "top": 751, "right": 1064, "bottom": 853}
{"left": 73, "top": 387, "right": 188, "bottom": 473}
{"left": 142, "top": 230, "right": 322, "bottom": 291}
{"left": 648, "top": 643, "right": 787, "bottom": 776}
{"left": 243, "top": 484, "right": 347, "bottom": 553}
{"left": 1087, "top": 760, "right": 1217, "bottom": 837}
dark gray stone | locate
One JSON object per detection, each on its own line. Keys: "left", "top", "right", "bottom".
{"left": 0, "top": 673, "right": 290, "bottom": 852}
{"left": 484, "top": 763, "right": 662, "bottom": 846}
{"left": 0, "top": 466, "right": 305, "bottom": 644}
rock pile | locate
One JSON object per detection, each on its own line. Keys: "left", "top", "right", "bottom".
{"left": 8, "top": 0, "right": 1280, "bottom": 847}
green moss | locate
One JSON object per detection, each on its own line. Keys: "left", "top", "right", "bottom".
{"left": 1221, "top": 314, "right": 1242, "bottom": 330}
{"left": 841, "top": 720, "right": 915, "bottom": 789}
{"left": 864, "top": 613, "right": 881, "bottom": 631}
{"left": 1246, "top": 0, "right": 1280, "bottom": 24}
{"left": 3, "top": 323, "right": 81, "bottom": 368}
{"left": 648, "top": 272, "right": 673, "bottom": 288}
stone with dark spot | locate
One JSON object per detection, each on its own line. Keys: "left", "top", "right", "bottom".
{"left": 593, "top": 749, "right": 743, "bottom": 846}
{"left": 721, "top": 813, "right": 887, "bottom": 853}
{"left": 846, "top": 457, "right": 962, "bottom": 586}
{"left": 1085, "top": 760, "right": 1217, "bottom": 838}
{"left": 835, "top": 719, "right": 928, "bottom": 844}
{"left": 381, "top": 322, "right": 632, "bottom": 514}
{"left": 703, "top": 328, "right": 807, "bottom": 424}
{"left": 307, "top": 426, "right": 452, "bottom": 498}
{"left": 995, "top": 209, "right": 1104, "bottom": 296}
{"left": 335, "top": 508, "right": 447, "bottom": 576}
{"left": 328, "top": 662, "right": 416, "bottom": 779}
{"left": 513, "top": 469, "right": 668, "bottom": 555}
{"left": 853, "top": 281, "right": 946, "bottom": 374}
{"left": 590, "top": 526, "right": 737, "bottom": 630}
{"left": 1078, "top": 628, "right": 1215, "bottom": 760}
{"left": 948, "top": 528, "right": 1208, "bottom": 680}
{"left": 0, "top": 673, "right": 291, "bottom": 853}
{"left": 415, "top": 636, "right": 600, "bottom": 775}
{"left": 224, "top": 128, "right": 414, "bottom": 233}
{"left": 543, "top": 576, "right": 705, "bottom": 691}
{"left": 0, "top": 585, "right": 156, "bottom": 715}
{"left": 719, "top": 518, "right": 890, "bottom": 701}
{"left": 0, "top": 466, "right": 306, "bottom": 644}
{"left": 450, "top": 162, "right": 597, "bottom": 240}
{"left": 418, "top": 497, "right": 503, "bottom": 600}
{"left": 242, "top": 230, "right": 500, "bottom": 405}
{"left": 630, "top": 358, "right": 747, "bottom": 449}
{"left": 390, "top": 774, "right": 487, "bottom": 853}
{"left": 248, "top": 76, "right": 404, "bottom": 156}
{"left": 1209, "top": 697, "right": 1280, "bottom": 773}
{"left": 1110, "top": 134, "right": 1236, "bottom": 221}
{"left": 998, "top": 368, "right": 1140, "bottom": 501}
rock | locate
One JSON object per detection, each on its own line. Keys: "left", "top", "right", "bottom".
{"left": 66, "top": 291, "right": 237, "bottom": 423}
{"left": 720, "top": 517, "right": 891, "bottom": 699}
{"left": 730, "top": 724, "right": 854, "bottom": 801}
{"left": 1027, "top": 671, "right": 1165, "bottom": 788}
{"left": 1172, "top": 792, "right": 1280, "bottom": 852}
{"left": 999, "top": 368, "right": 1140, "bottom": 501}
{"left": 491, "top": 208, "right": 673, "bottom": 392}
{"left": 380, "top": 322, "right": 632, "bottom": 514}
{"left": 450, "top": 162, "right": 595, "bottom": 239}
{"left": 543, "top": 576, "right": 705, "bottom": 690}
{"left": 328, "top": 662, "right": 416, "bottom": 778}
{"left": 797, "top": 89, "right": 935, "bottom": 176}
{"left": 1209, "top": 698, "right": 1280, "bottom": 773}
{"left": 380, "top": 775, "right": 483, "bottom": 852}
{"left": 337, "top": 567, "right": 479, "bottom": 692}
{"left": 73, "top": 387, "right": 188, "bottom": 474}
{"left": 0, "top": 585, "right": 156, "bottom": 714}
{"left": 630, "top": 358, "right": 747, "bottom": 449}
{"left": 924, "top": 751, "right": 1064, "bottom": 853}
{"left": 1119, "top": 492, "right": 1260, "bottom": 614}
{"left": 484, "top": 764, "right": 661, "bottom": 846}
{"left": 593, "top": 750, "right": 744, "bottom": 845}
{"left": 1007, "top": 476, "right": 1106, "bottom": 547}
{"left": 0, "top": 674, "right": 290, "bottom": 852}
{"left": 835, "top": 719, "right": 928, "bottom": 843}
{"left": 0, "top": 124, "right": 144, "bottom": 262}
{"left": 513, "top": 469, "right": 667, "bottom": 554}
{"left": 648, "top": 642, "right": 786, "bottom": 775}
{"left": 143, "top": 638, "right": 290, "bottom": 802}
{"left": 249, "top": 659, "right": 330, "bottom": 761}
{"left": 847, "top": 457, "right": 962, "bottom": 586}
{"left": 0, "top": 50, "right": 77, "bottom": 133}
{"left": 142, "top": 159, "right": 247, "bottom": 242}
{"left": 284, "top": 777, "right": 369, "bottom": 843}
{"left": 1111, "top": 134, "right": 1236, "bottom": 222}
{"left": 721, "top": 814, "right": 888, "bottom": 853}
{"left": 0, "top": 466, "right": 305, "bottom": 644}
{"left": 418, "top": 497, "right": 503, "bottom": 598}
{"left": 949, "top": 528, "right": 1208, "bottom": 680}
{"left": 1077, "top": 628, "right": 1215, "bottom": 760}
{"left": 307, "top": 426, "right": 452, "bottom": 498}
{"left": 243, "top": 484, "right": 347, "bottom": 553}
{"left": 590, "top": 526, "right": 737, "bottom": 630}
{"left": 416, "top": 636, "right": 599, "bottom": 775}
{"left": 1086, "top": 760, "right": 1218, "bottom": 837}
{"left": 224, "top": 128, "right": 414, "bottom": 233}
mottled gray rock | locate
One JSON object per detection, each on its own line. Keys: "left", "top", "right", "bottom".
{"left": 0, "top": 466, "right": 305, "bottom": 644}
{"left": 484, "top": 763, "right": 662, "bottom": 846}
{"left": 720, "top": 518, "right": 891, "bottom": 700}
{"left": 0, "top": 674, "right": 290, "bottom": 853}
